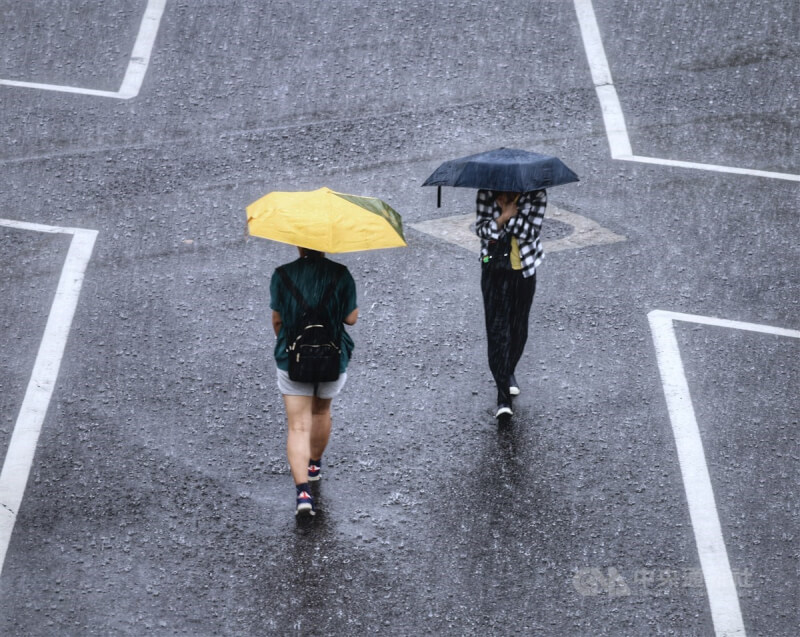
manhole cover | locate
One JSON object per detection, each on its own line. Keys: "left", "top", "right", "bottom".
{"left": 409, "top": 206, "right": 625, "bottom": 255}
{"left": 541, "top": 218, "right": 573, "bottom": 241}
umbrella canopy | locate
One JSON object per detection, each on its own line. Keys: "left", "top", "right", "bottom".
{"left": 246, "top": 187, "right": 406, "bottom": 253}
{"left": 422, "top": 147, "right": 579, "bottom": 198}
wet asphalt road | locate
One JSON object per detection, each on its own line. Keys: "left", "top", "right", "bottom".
{"left": 1, "top": 1, "right": 798, "bottom": 635}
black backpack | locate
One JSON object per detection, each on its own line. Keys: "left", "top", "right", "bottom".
{"left": 277, "top": 267, "right": 343, "bottom": 383}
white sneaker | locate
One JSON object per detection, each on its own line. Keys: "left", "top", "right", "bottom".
{"left": 509, "top": 374, "right": 520, "bottom": 396}
{"left": 495, "top": 404, "right": 513, "bottom": 418}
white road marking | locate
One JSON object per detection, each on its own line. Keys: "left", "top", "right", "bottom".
{"left": 0, "top": 219, "right": 98, "bottom": 576}
{"left": 117, "top": 0, "right": 168, "bottom": 98}
{"left": 573, "top": 0, "right": 632, "bottom": 158}
{"left": 0, "top": 79, "right": 123, "bottom": 99}
{"left": 649, "top": 310, "right": 800, "bottom": 637}
{"left": 619, "top": 155, "right": 800, "bottom": 182}
{"left": 0, "top": 0, "right": 166, "bottom": 100}
{"left": 409, "top": 205, "right": 625, "bottom": 255}
{"left": 574, "top": 0, "right": 800, "bottom": 182}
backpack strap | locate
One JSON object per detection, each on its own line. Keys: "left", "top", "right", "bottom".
{"left": 316, "top": 268, "right": 344, "bottom": 313}
{"left": 277, "top": 266, "right": 344, "bottom": 315}
{"left": 277, "top": 266, "right": 312, "bottom": 314}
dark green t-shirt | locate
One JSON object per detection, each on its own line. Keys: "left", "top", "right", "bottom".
{"left": 269, "top": 256, "right": 357, "bottom": 373}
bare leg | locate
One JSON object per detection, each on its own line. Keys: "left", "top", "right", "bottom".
{"left": 283, "top": 394, "right": 313, "bottom": 485}
{"left": 310, "top": 396, "right": 333, "bottom": 461}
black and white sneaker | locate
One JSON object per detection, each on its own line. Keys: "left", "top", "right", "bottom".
{"left": 509, "top": 374, "right": 520, "bottom": 397}
{"left": 495, "top": 403, "right": 513, "bottom": 418}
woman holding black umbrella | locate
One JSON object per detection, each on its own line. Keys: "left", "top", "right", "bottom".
{"left": 422, "top": 147, "right": 577, "bottom": 420}
{"left": 475, "top": 188, "right": 546, "bottom": 419}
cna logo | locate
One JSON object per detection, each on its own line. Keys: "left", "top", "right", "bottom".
{"left": 572, "top": 567, "right": 630, "bottom": 598}
{"left": 572, "top": 565, "right": 754, "bottom": 598}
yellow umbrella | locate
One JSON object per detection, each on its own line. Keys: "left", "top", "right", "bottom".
{"left": 246, "top": 187, "right": 407, "bottom": 253}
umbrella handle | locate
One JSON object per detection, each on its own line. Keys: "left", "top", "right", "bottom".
{"left": 437, "top": 186, "right": 441, "bottom": 208}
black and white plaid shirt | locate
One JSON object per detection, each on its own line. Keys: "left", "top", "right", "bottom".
{"left": 475, "top": 189, "right": 547, "bottom": 278}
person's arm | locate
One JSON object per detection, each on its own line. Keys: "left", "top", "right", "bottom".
{"left": 272, "top": 310, "right": 282, "bottom": 337}
{"left": 507, "top": 190, "right": 546, "bottom": 242}
{"left": 269, "top": 270, "right": 284, "bottom": 337}
{"left": 338, "top": 268, "right": 359, "bottom": 326}
{"left": 475, "top": 190, "right": 505, "bottom": 240}
{"left": 344, "top": 307, "right": 358, "bottom": 325}
{"left": 495, "top": 193, "right": 519, "bottom": 229}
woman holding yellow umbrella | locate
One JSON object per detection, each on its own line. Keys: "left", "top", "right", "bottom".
{"left": 247, "top": 187, "right": 406, "bottom": 518}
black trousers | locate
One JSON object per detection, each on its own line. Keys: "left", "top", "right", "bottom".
{"left": 480, "top": 266, "right": 537, "bottom": 405}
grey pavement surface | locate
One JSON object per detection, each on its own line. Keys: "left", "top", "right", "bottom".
{"left": 1, "top": 1, "right": 798, "bottom": 635}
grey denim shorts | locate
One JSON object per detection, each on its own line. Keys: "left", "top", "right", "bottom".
{"left": 276, "top": 368, "right": 348, "bottom": 399}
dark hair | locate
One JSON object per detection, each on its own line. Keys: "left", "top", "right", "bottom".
{"left": 299, "top": 247, "right": 324, "bottom": 258}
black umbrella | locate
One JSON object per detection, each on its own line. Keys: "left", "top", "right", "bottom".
{"left": 422, "top": 147, "right": 579, "bottom": 206}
